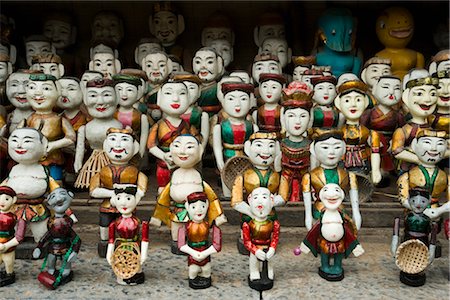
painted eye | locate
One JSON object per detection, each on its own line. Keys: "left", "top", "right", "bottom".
{"left": 379, "top": 21, "right": 386, "bottom": 29}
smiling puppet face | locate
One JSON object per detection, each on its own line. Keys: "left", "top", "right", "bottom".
{"left": 8, "top": 128, "right": 47, "bottom": 164}
{"left": 319, "top": 183, "right": 345, "bottom": 210}
{"left": 103, "top": 131, "right": 136, "bottom": 163}
{"left": 169, "top": 134, "right": 202, "bottom": 168}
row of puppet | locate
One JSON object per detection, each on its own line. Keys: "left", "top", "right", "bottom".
{"left": 0, "top": 3, "right": 448, "bottom": 79}
{"left": 1, "top": 121, "right": 448, "bottom": 290}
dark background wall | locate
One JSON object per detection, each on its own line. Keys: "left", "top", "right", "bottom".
{"left": 2, "top": 1, "right": 449, "bottom": 72}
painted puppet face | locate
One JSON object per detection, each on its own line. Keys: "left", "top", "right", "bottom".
{"left": 252, "top": 60, "right": 281, "bottom": 84}
{"left": 113, "top": 192, "right": 138, "bottom": 215}
{"left": 337, "top": 90, "right": 368, "bottom": 121}
{"left": 283, "top": 107, "right": 310, "bottom": 137}
{"left": 313, "top": 82, "right": 337, "bottom": 105}
{"left": 314, "top": 137, "right": 346, "bottom": 167}
{"left": 193, "top": 49, "right": 222, "bottom": 82}
{"left": 260, "top": 37, "right": 290, "bottom": 68}
{"left": 91, "top": 52, "right": 118, "bottom": 79}
{"left": 8, "top": 128, "right": 46, "bottom": 164}
{"left": 259, "top": 79, "right": 282, "bottom": 104}
{"left": 115, "top": 82, "right": 139, "bottom": 107}
{"left": 151, "top": 11, "right": 179, "bottom": 45}
{"left": 292, "top": 66, "right": 309, "bottom": 81}
{"left": 319, "top": 183, "right": 344, "bottom": 210}
{"left": 170, "top": 135, "right": 202, "bottom": 168}
{"left": 142, "top": 52, "right": 171, "bottom": 84}
{"left": 248, "top": 187, "right": 273, "bottom": 219}
{"left": 247, "top": 138, "right": 277, "bottom": 168}
{"left": 26, "top": 80, "right": 59, "bottom": 112}
{"left": 408, "top": 194, "right": 430, "bottom": 214}
{"left": 222, "top": 90, "right": 251, "bottom": 118}
{"left": 0, "top": 193, "right": 16, "bottom": 212}
{"left": 373, "top": 77, "right": 402, "bottom": 107}
{"left": 413, "top": 136, "right": 447, "bottom": 165}
{"left": 85, "top": 86, "right": 118, "bottom": 118}
{"left": 186, "top": 200, "right": 209, "bottom": 223}
{"left": 7, "top": 72, "right": 31, "bottom": 108}
{"left": 57, "top": 78, "right": 83, "bottom": 110}
{"left": 404, "top": 85, "right": 438, "bottom": 118}
{"left": 158, "top": 82, "right": 189, "bottom": 116}
{"left": 104, "top": 132, "right": 135, "bottom": 163}
{"left": 46, "top": 188, "right": 73, "bottom": 214}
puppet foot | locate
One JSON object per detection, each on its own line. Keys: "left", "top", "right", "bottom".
{"left": 318, "top": 267, "right": 344, "bottom": 281}
{"left": 0, "top": 272, "right": 15, "bottom": 287}
{"left": 400, "top": 271, "right": 426, "bottom": 287}
{"left": 189, "top": 276, "right": 211, "bottom": 289}
{"left": 123, "top": 272, "right": 145, "bottom": 285}
{"left": 248, "top": 275, "right": 274, "bottom": 291}
{"left": 58, "top": 270, "right": 74, "bottom": 286}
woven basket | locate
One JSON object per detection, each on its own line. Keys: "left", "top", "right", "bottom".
{"left": 222, "top": 156, "right": 253, "bottom": 190}
{"left": 112, "top": 242, "right": 141, "bottom": 279}
{"left": 395, "top": 239, "right": 429, "bottom": 274}
{"left": 344, "top": 173, "right": 374, "bottom": 203}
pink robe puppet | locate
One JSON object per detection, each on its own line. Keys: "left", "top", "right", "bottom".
{"left": 112, "top": 70, "right": 150, "bottom": 157}
{"left": 178, "top": 192, "right": 222, "bottom": 289}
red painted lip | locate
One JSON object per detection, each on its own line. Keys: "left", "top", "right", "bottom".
{"left": 259, "top": 155, "right": 271, "bottom": 159}
{"left": 112, "top": 149, "right": 125, "bottom": 153}
{"left": 200, "top": 71, "right": 208, "bottom": 77}
{"left": 327, "top": 199, "right": 338, "bottom": 204}
{"left": 96, "top": 107, "right": 106, "bottom": 112}
{"left": 267, "top": 95, "right": 272, "bottom": 98}
{"left": 171, "top": 103, "right": 180, "bottom": 109}
{"left": 62, "top": 97, "right": 69, "bottom": 103}
{"left": 152, "top": 72, "right": 161, "bottom": 77}
{"left": 121, "top": 207, "right": 127, "bottom": 211}
{"left": 440, "top": 96, "right": 450, "bottom": 102}
{"left": 121, "top": 97, "right": 128, "bottom": 101}
{"left": 328, "top": 156, "right": 336, "bottom": 160}
{"left": 294, "top": 125, "right": 301, "bottom": 130}
{"left": 16, "top": 97, "right": 27, "bottom": 103}
{"left": 350, "top": 109, "right": 357, "bottom": 113}
{"left": 324, "top": 96, "right": 329, "bottom": 100}
{"left": 15, "top": 149, "right": 27, "bottom": 154}
{"left": 419, "top": 104, "right": 431, "bottom": 111}
{"left": 178, "top": 156, "right": 188, "bottom": 161}
{"left": 235, "top": 108, "right": 241, "bottom": 112}
{"left": 389, "top": 95, "right": 394, "bottom": 100}
{"left": 257, "top": 205, "right": 263, "bottom": 210}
